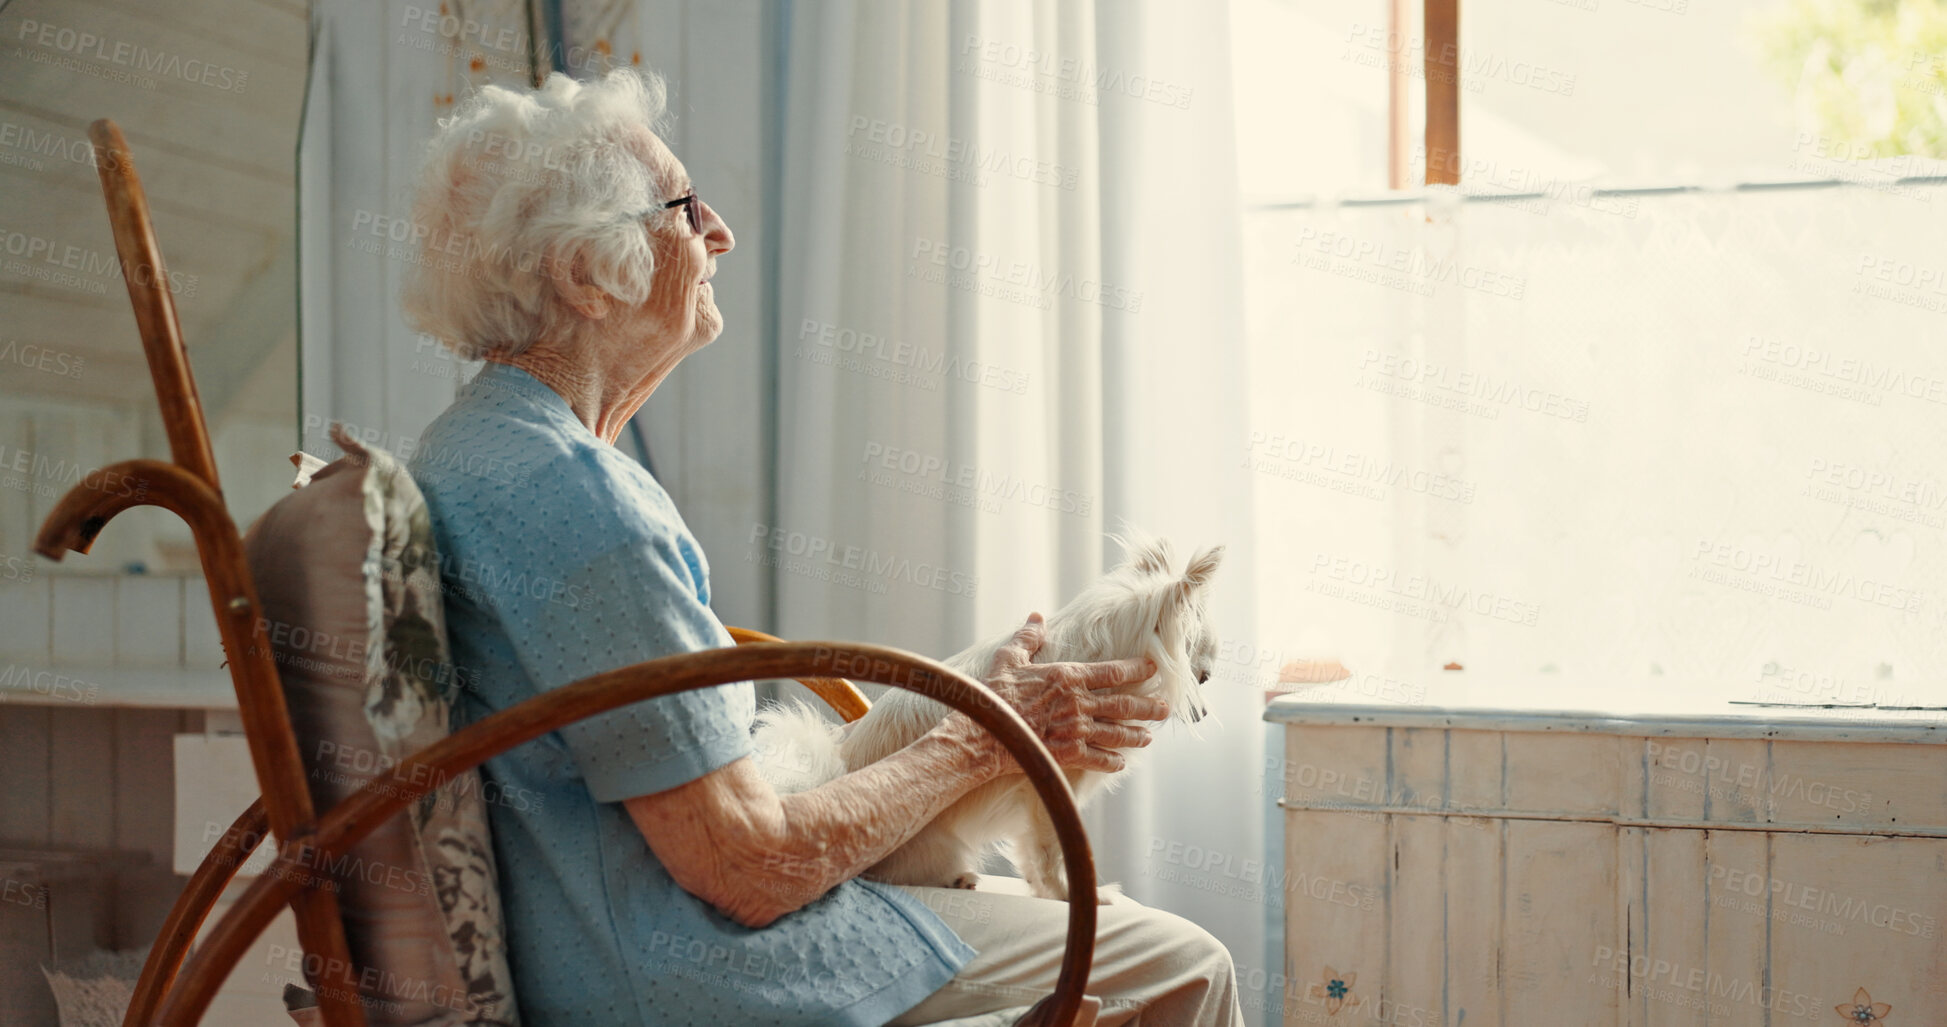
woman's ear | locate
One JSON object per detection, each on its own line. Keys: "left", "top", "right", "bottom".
{"left": 549, "top": 252, "right": 612, "bottom": 321}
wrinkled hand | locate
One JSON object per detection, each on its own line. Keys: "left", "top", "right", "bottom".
{"left": 945, "top": 613, "right": 1167, "bottom": 781}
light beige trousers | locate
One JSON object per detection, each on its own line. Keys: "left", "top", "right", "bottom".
{"left": 888, "top": 876, "right": 1247, "bottom": 1027}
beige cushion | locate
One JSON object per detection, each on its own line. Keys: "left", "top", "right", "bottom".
{"left": 245, "top": 427, "right": 518, "bottom": 1026}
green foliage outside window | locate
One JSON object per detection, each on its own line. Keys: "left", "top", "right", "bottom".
{"left": 1754, "top": 0, "right": 1947, "bottom": 157}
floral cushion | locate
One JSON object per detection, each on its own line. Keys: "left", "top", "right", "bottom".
{"left": 245, "top": 426, "right": 518, "bottom": 1025}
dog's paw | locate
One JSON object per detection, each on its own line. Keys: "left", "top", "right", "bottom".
{"left": 1095, "top": 881, "right": 1124, "bottom": 905}
{"left": 950, "top": 872, "right": 980, "bottom": 890}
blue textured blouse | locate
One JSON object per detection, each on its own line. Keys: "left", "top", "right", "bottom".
{"left": 407, "top": 361, "right": 972, "bottom": 1026}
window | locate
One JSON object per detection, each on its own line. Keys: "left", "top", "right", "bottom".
{"left": 1233, "top": 0, "right": 1946, "bottom": 709}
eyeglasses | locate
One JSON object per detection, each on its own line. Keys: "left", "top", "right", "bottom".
{"left": 662, "top": 191, "right": 702, "bottom": 234}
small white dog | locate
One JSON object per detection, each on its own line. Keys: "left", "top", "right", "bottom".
{"left": 752, "top": 534, "right": 1224, "bottom": 901}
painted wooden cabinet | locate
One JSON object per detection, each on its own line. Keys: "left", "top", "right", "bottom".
{"left": 1264, "top": 694, "right": 1947, "bottom": 1026}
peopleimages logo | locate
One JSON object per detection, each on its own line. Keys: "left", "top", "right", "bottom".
{"left": 0, "top": 121, "right": 100, "bottom": 171}
{"left": 798, "top": 319, "right": 1031, "bottom": 395}
{"left": 846, "top": 116, "right": 1081, "bottom": 191}
{"left": 1145, "top": 837, "right": 1378, "bottom": 911}
{"left": 747, "top": 523, "right": 978, "bottom": 598}
{"left": 1742, "top": 334, "right": 1947, "bottom": 406}
{"left": 397, "top": 4, "right": 617, "bottom": 77}
{"left": 859, "top": 442, "right": 1093, "bottom": 517}
{"left": 1588, "top": 946, "right": 1821, "bottom": 1021}
{"left": 263, "top": 944, "right": 484, "bottom": 1019}
{"left": 1294, "top": 230, "right": 1529, "bottom": 300}
{"left": 956, "top": 34, "right": 1196, "bottom": 110}
{"left": 312, "top": 740, "right": 544, "bottom": 815}
{"left": 1353, "top": 350, "right": 1586, "bottom": 421}
{"left": 1706, "top": 865, "right": 1936, "bottom": 938}
{"left": 1644, "top": 740, "right": 1871, "bottom": 814}
{"left": 1, "top": 878, "right": 46, "bottom": 910}
{"left": 0, "top": 664, "right": 99, "bottom": 704}
{"left": 1342, "top": 23, "right": 1577, "bottom": 96}
{"left": 0, "top": 227, "right": 198, "bottom": 298}
{"left": 0, "top": 444, "right": 152, "bottom": 503}
{"left": 1244, "top": 432, "right": 1476, "bottom": 503}
{"left": 0, "top": 339, "right": 84, "bottom": 380}
{"left": 1307, "top": 552, "right": 1544, "bottom": 627}
{"left": 1413, "top": 146, "right": 1641, "bottom": 219}
{"left": 1, "top": 552, "right": 35, "bottom": 584}
{"left": 15, "top": 19, "right": 249, "bottom": 92}
{"left": 1689, "top": 538, "right": 1925, "bottom": 613}
{"left": 909, "top": 237, "right": 1144, "bottom": 313}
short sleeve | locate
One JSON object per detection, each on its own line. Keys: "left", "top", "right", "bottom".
{"left": 500, "top": 531, "right": 754, "bottom": 802}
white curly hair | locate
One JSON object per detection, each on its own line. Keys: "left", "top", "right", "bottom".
{"left": 402, "top": 68, "right": 679, "bottom": 360}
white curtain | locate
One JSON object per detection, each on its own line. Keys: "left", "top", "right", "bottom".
{"left": 299, "top": 0, "right": 532, "bottom": 456}
{"left": 1245, "top": 184, "right": 1947, "bottom": 709}
{"left": 771, "top": 0, "right": 1266, "bottom": 1005}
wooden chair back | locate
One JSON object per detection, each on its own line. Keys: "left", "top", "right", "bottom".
{"left": 59, "top": 118, "right": 371, "bottom": 1025}
{"left": 87, "top": 122, "right": 224, "bottom": 490}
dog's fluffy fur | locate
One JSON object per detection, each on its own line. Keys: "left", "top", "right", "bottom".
{"left": 751, "top": 534, "right": 1224, "bottom": 901}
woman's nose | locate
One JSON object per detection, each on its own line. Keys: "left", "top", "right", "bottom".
{"left": 702, "top": 200, "right": 734, "bottom": 256}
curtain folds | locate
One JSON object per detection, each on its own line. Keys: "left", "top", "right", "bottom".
{"left": 772, "top": 0, "right": 1265, "bottom": 1002}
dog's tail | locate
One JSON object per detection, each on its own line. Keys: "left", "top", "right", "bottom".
{"left": 751, "top": 700, "right": 849, "bottom": 794}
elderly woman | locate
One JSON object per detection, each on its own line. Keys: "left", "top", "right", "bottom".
{"left": 400, "top": 69, "right": 1243, "bottom": 1026}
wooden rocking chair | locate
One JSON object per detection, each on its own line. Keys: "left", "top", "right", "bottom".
{"left": 34, "top": 119, "right": 1100, "bottom": 1027}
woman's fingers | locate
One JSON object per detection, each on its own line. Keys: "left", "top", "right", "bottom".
{"left": 1091, "top": 693, "right": 1170, "bottom": 722}
{"left": 1079, "top": 656, "right": 1156, "bottom": 690}
{"left": 1086, "top": 722, "right": 1153, "bottom": 749}
{"left": 1073, "top": 746, "right": 1127, "bottom": 773}
{"left": 988, "top": 612, "right": 1047, "bottom": 672}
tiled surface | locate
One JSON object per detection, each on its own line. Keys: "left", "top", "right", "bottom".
{"left": 1, "top": 574, "right": 219, "bottom": 693}
{"left": 114, "top": 576, "right": 183, "bottom": 667}
{"left": 50, "top": 577, "right": 116, "bottom": 665}
{"left": 0, "top": 576, "right": 50, "bottom": 664}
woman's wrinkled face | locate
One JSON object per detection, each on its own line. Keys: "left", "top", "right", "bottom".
{"left": 630, "top": 127, "right": 734, "bottom": 353}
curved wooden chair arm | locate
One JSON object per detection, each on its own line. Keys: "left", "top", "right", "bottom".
{"left": 725, "top": 625, "right": 872, "bottom": 720}
{"left": 126, "top": 630, "right": 873, "bottom": 1027}
{"left": 123, "top": 800, "right": 269, "bottom": 1027}
{"left": 151, "top": 643, "right": 1095, "bottom": 1027}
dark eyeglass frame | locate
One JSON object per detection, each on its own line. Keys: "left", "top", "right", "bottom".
{"left": 662, "top": 191, "right": 702, "bottom": 234}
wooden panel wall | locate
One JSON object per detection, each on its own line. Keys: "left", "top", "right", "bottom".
{"left": 0, "top": 706, "right": 192, "bottom": 860}
{"left": 0, "top": 705, "right": 197, "bottom": 1022}
{"left": 1280, "top": 725, "right": 1947, "bottom": 1025}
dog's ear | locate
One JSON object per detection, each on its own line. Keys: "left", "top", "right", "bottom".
{"left": 1156, "top": 545, "right": 1223, "bottom": 637}
{"left": 1122, "top": 533, "right": 1174, "bottom": 575}
{"left": 1181, "top": 545, "right": 1224, "bottom": 591}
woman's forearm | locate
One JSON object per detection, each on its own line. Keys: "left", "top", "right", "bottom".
{"left": 767, "top": 727, "right": 994, "bottom": 900}
{"left": 641, "top": 724, "right": 996, "bottom": 927}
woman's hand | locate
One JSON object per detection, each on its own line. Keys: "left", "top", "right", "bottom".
{"left": 940, "top": 613, "right": 1168, "bottom": 782}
